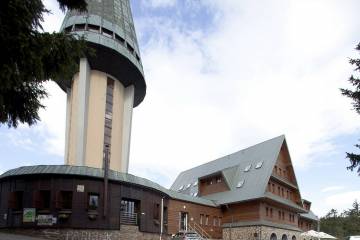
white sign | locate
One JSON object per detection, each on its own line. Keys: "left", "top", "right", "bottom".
{"left": 77, "top": 185, "right": 85, "bottom": 192}
{"left": 37, "top": 215, "right": 54, "bottom": 226}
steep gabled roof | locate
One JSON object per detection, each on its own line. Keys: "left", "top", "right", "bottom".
{"left": 170, "top": 135, "right": 286, "bottom": 204}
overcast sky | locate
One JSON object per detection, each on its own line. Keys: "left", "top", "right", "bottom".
{"left": 1, "top": 0, "right": 360, "bottom": 217}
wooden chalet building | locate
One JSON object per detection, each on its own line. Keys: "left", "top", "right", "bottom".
{"left": 0, "top": 135, "right": 318, "bottom": 240}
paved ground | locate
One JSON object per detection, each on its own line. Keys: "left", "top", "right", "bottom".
{"left": 0, "top": 232, "right": 46, "bottom": 240}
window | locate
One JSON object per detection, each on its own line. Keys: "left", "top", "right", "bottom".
{"left": 87, "top": 24, "right": 100, "bottom": 33}
{"left": 102, "top": 27, "right": 113, "bottom": 38}
{"left": 270, "top": 208, "right": 273, "bottom": 218}
{"left": 236, "top": 180, "right": 245, "bottom": 188}
{"left": 244, "top": 164, "right": 252, "bottom": 172}
{"left": 278, "top": 210, "right": 281, "bottom": 219}
{"left": 205, "top": 215, "right": 209, "bottom": 225}
{"left": 282, "top": 211, "right": 285, "bottom": 220}
{"left": 103, "top": 78, "right": 114, "bottom": 159}
{"left": 213, "top": 217, "right": 217, "bottom": 226}
{"left": 216, "top": 176, "right": 222, "bottom": 183}
{"left": 272, "top": 183, "right": 275, "bottom": 193}
{"left": 200, "top": 214, "right": 204, "bottom": 225}
{"left": 121, "top": 199, "right": 136, "bottom": 213}
{"left": 255, "top": 161, "right": 263, "bottom": 169}
{"left": 270, "top": 233, "right": 277, "bottom": 240}
{"left": 39, "top": 191, "right": 51, "bottom": 209}
{"left": 279, "top": 168, "right": 282, "bottom": 175}
{"left": 218, "top": 217, "right": 221, "bottom": 227}
{"left": 8, "top": 191, "right": 23, "bottom": 210}
{"left": 268, "top": 182, "right": 271, "bottom": 191}
{"left": 56, "top": 191, "right": 73, "bottom": 209}
{"left": 74, "top": 24, "right": 85, "bottom": 31}
{"left": 153, "top": 203, "right": 160, "bottom": 220}
{"left": 266, "top": 207, "right": 269, "bottom": 216}
{"left": 278, "top": 186, "right": 281, "bottom": 195}
{"left": 115, "top": 34, "right": 125, "bottom": 45}
{"left": 281, "top": 188, "right": 284, "bottom": 197}
{"left": 88, "top": 193, "right": 99, "bottom": 210}
{"left": 126, "top": 43, "right": 134, "bottom": 53}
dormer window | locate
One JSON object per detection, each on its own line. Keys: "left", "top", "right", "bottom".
{"left": 255, "top": 161, "right": 263, "bottom": 169}
{"left": 236, "top": 180, "right": 245, "bottom": 188}
{"left": 244, "top": 164, "right": 252, "bottom": 172}
{"left": 216, "top": 176, "right": 222, "bottom": 183}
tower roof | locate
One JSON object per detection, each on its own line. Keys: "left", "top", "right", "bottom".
{"left": 59, "top": 0, "right": 146, "bottom": 107}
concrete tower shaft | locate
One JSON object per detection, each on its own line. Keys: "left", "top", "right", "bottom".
{"left": 58, "top": 0, "right": 145, "bottom": 173}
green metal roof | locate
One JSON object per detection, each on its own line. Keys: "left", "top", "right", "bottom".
{"left": 0, "top": 165, "right": 216, "bottom": 207}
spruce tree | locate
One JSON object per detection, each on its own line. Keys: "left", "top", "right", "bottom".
{"left": 341, "top": 42, "right": 360, "bottom": 174}
{"left": 0, "top": 0, "right": 88, "bottom": 127}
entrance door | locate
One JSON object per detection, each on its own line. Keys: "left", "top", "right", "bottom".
{"left": 179, "top": 212, "right": 188, "bottom": 231}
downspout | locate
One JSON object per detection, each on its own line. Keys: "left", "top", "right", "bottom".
{"left": 160, "top": 197, "right": 164, "bottom": 240}
{"left": 103, "top": 145, "right": 110, "bottom": 218}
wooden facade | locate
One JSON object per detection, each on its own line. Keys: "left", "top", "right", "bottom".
{"left": 199, "top": 174, "right": 229, "bottom": 197}
{"left": 167, "top": 199, "right": 222, "bottom": 239}
{"left": 0, "top": 174, "right": 167, "bottom": 235}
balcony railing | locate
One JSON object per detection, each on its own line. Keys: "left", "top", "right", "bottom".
{"left": 120, "top": 211, "right": 138, "bottom": 225}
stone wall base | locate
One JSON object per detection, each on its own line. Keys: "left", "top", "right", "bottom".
{"left": 223, "top": 225, "right": 301, "bottom": 240}
{"left": 1, "top": 225, "right": 170, "bottom": 240}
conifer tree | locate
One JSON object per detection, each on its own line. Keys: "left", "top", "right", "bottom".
{"left": 341, "top": 43, "right": 360, "bottom": 174}
{"left": 0, "top": 0, "right": 88, "bottom": 127}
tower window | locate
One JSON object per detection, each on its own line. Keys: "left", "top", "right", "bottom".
{"left": 102, "top": 27, "right": 113, "bottom": 38}
{"left": 103, "top": 78, "right": 114, "bottom": 159}
{"left": 74, "top": 24, "right": 85, "bottom": 31}
{"left": 87, "top": 24, "right": 100, "bottom": 33}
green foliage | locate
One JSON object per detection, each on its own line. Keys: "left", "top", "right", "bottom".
{"left": 341, "top": 43, "right": 360, "bottom": 174}
{"left": 320, "top": 200, "right": 360, "bottom": 240}
{"left": 0, "top": 0, "right": 87, "bottom": 127}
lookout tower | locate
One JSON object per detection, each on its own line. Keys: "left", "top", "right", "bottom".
{"left": 57, "top": 0, "right": 146, "bottom": 173}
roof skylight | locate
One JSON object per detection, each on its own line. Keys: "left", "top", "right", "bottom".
{"left": 244, "top": 164, "right": 252, "bottom": 172}
{"left": 193, "top": 192, "right": 198, "bottom": 197}
{"left": 178, "top": 185, "right": 184, "bottom": 191}
{"left": 186, "top": 183, "right": 191, "bottom": 189}
{"left": 193, "top": 181, "right": 198, "bottom": 186}
{"left": 236, "top": 180, "right": 245, "bottom": 188}
{"left": 255, "top": 161, "right": 263, "bottom": 169}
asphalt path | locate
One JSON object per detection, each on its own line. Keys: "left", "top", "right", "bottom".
{"left": 0, "top": 232, "right": 46, "bottom": 240}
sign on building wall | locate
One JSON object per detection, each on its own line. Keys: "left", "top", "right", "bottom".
{"left": 23, "top": 208, "right": 36, "bottom": 223}
{"left": 37, "top": 215, "right": 56, "bottom": 226}
{"left": 77, "top": 184, "right": 85, "bottom": 192}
